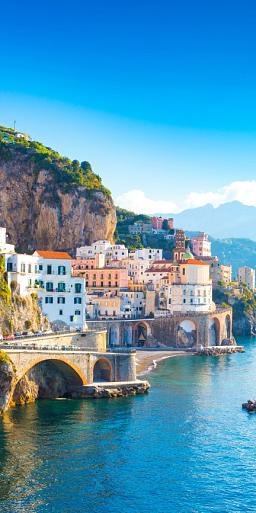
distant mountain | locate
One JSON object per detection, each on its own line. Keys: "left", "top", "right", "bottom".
{"left": 157, "top": 201, "right": 256, "bottom": 240}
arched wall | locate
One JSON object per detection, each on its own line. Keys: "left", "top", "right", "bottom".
{"left": 176, "top": 319, "right": 197, "bottom": 348}
{"left": 209, "top": 318, "right": 220, "bottom": 346}
{"left": 13, "top": 356, "right": 88, "bottom": 386}
{"left": 93, "top": 357, "right": 113, "bottom": 382}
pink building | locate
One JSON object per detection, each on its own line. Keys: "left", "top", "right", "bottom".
{"left": 151, "top": 216, "right": 164, "bottom": 230}
{"left": 72, "top": 263, "right": 129, "bottom": 290}
{"left": 151, "top": 217, "right": 174, "bottom": 230}
{"left": 191, "top": 233, "right": 211, "bottom": 257}
{"left": 72, "top": 254, "right": 105, "bottom": 271}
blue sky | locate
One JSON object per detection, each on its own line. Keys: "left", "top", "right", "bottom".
{"left": 1, "top": 0, "right": 256, "bottom": 213}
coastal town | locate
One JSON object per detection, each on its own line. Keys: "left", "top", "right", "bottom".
{"left": 0, "top": 215, "right": 254, "bottom": 349}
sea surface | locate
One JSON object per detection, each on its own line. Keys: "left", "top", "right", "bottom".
{"left": 1, "top": 337, "right": 256, "bottom": 512}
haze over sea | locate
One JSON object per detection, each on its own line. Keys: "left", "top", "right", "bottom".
{"left": 0, "top": 337, "right": 255, "bottom": 513}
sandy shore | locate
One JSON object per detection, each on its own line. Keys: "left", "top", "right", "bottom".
{"left": 136, "top": 350, "right": 195, "bottom": 376}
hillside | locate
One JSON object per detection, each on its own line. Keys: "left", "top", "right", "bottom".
{"left": 0, "top": 126, "right": 116, "bottom": 253}
{"left": 210, "top": 238, "right": 256, "bottom": 275}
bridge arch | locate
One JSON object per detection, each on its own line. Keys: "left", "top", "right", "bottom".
{"left": 134, "top": 321, "right": 150, "bottom": 346}
{"left": 93, "top": 357, "right": 112, "bottom": 382}
{"left": 209, "top": 318, "right": 220, "bottom": 346}
{"left": 225, "top": 314, "right": 231, "bottom": 339}
{"left": 15, "top": 356, "right": 88, "bottom": 386}
{"left": 177, "top": 319, "right": 197, "bottom": 348}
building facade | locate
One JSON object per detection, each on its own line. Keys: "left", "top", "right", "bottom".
{"left": 191, "top": 232, "right": 211, "bottom": 257}
{"left": 34, "top": 251, "right": 87, "bottom": 330}
{"left": 238, "top": 266, "right": 255, "bottom": 290}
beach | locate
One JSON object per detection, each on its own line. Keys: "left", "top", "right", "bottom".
{"left": 136, "top": 349, "right": 194, "bottom": 375}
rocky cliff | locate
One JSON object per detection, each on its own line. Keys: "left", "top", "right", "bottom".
{"left": 213, "top": 286, "right": 256, "bottom": 337}
{"left": 0, "top": 127, "right": 116, "bottom": 253}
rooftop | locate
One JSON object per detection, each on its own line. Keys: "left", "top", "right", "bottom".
{"left": 35, "top": 250, "right": 72, "bottom": 260}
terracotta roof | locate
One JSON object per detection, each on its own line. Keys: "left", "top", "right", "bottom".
{"left": 182, "top": 259, "right": 209, "bottom": 266}
{"left": 35, "top": 250, "right": 72, "bottom": 260}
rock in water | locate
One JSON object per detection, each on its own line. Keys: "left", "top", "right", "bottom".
{"left": 242, "top": 400, "right": 256, "bottom": 412}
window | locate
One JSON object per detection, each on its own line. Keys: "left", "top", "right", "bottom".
{"left": 39, "top": 264, "right": 43, "bottom": 271}
{"left": 58, "top": 266, "right": 66, "bottom": 275}
{"left": 57, "top": 283, "right": 66, "bottom": 292}
{"left": 57, "top": 297, "right": 65, "bottom": 304}
{"left": 169, "top": 298, "right": 172, "bottom": 304}
{"left": 183, "top": 268, "right": 186, "bottom": 275}
{"left": 190, "top": 298, "right": 193, "bottom": 304}
{"left": 21, "top": 263, "right": 26, "bottom": 273}
{"left": 7, "top": 262, "right": 13, "bottom": 272}
{"left": 45, "top": 297, "right": 53, "bottom": 304}
{"left": 75, "top": 283, "right": 82, "bottom": 293}
{"left": 46, "top": 282, "right": 53, "bottom": 292}
{"left": 70, "top": 315, "right": 74, "bottom": 322}
{"left": 108, "top": 281, "right": 111, "bottom": 287}
{"left": 183, "top": 299, "right": 186, "bottom": 304}
{"left": 59, "top": 309, "right": 63, "bottom": 315}
{"left": 101, "top": 281, "right": 104, "bottom": 287}
{"left": 75, "top": 310, "right": 81, "bottom": 315}
{"left": 74, "top": 297, "right": 82, "bottom": 304}
{"left": 47, "top": 265, "right": 52, "bottom": 275}
{"left": 93, "top": 281, "right": 96, "bottom": 287}
{"left": 28, "top": 264, "right": 32, "bottom": 273}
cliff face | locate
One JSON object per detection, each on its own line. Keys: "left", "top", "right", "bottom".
{"left": 0, "top": 131, "right": 116, "bottom": 253}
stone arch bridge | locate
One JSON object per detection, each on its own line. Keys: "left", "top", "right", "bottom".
{"left": 6, "top": 348, "right": 136, "bottom": 396}
{"left": 87, "top": 307, "right": 233, "bottom": 350}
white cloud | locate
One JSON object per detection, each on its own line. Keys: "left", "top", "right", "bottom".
{"left": 185, "top": 180, "right": 256, "bottom": 209}
{"left": 115, "top": 180, "right": 256, "bottom": 214}
{"left": 115, "top": 189, "right": 179, "bottom": 214}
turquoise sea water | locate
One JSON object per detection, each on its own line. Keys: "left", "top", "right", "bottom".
{"left": 1, "top": 338, "right": 256, "bottom": 512}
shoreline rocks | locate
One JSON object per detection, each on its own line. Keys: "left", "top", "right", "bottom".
{"left": 68, "top": 381, "right": 150, "bottom": 399}
{"left": 198, "top": 345, "right": 245, "bottom": 356}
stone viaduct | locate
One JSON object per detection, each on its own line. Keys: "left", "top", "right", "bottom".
{"left": 7, "top": 347, "right": 137, "bottom": 386}
{"left": 87, "top": 306, "right": 233, "bottom": 350}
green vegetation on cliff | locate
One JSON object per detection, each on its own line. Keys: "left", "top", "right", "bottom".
{"left": 0, "top": 125, "right": 111, "bottom": 196}
{"left": 213, "top": 285, "right": 256, "bottom": 336}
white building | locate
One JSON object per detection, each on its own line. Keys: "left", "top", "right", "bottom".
{"left": 119, "top": 290, "right": 145, "bottom": 318}
{"left": 6, "top": 253, "right": 39, "bottom": 295}
{"left": 133, "top": 248, "right": 163, "bottom": 261}
{"left": 105, "top": 244, "right": 128, "bottom": 261}
{"left": 123, "top": 258, "right": 151, "bottom": 284}
{"left": 161, "top": 260, "right": 213, "bottom": 313}
{"left": 76, "top": 240, "right": 128, "bottom": 261}
{"left": 238, "top": 266, "right": 255, "bottom": 290}
{"left": 191, "top": 233, "right": 211, "bottom": 257}
{"left": 34, "top": 250, "right": 87, "bottom": 330}
{"left": 76, "top": 240, "right": 111, "bottom": 258}
{"left": 209, "top": 259, "right": 232, "bottom": 287}
{"left": 0, "top": 227, "right": 15, "bottom": 254}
